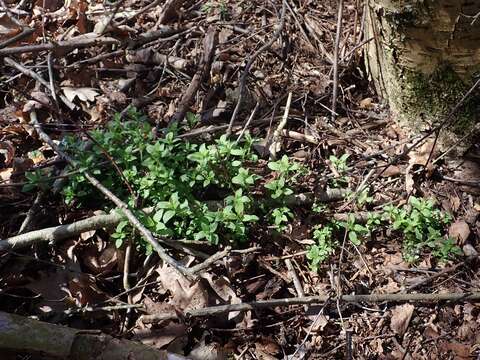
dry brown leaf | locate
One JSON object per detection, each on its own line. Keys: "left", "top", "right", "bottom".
{"left": 381, "top": 165, "right": 401, "bottom": 178}
{"left": 359, "top": 97, "right": 374, "bottom": 109}
{"left": 0, "top": 141, "right": 15, "bottom": 167}
{"left": 438, "top": 340, "right": 471, "bottom": 358}
{"left": 156, "top": 264, "right": 208, "bottom": 313}
{"left": 390, "top": 303, "right": 414, "bottom": 336}
{"left": 62, "top": 87, "right": 99, "bottom": 103}
{"left": 448, "top": 220, "right": 470, "bottom": 245}
{"left": 0, "top": 14, "right": 21, "bottom": 38}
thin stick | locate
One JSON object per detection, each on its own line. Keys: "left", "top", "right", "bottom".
{"left": 331, "top": 0, "right": 344, "bottom": 122}
{"left": 141, "top": 291, "right": 480, "bottom": 323}
{"left": 236, "top": 102, "right": 259, "bottom": 144}
{"left": 226, "top": 0, "right": 287, "bottom": 135}
{"left": 4, "top": 57, "right": 75, "bottom": 110}
{"left": 269, "top": 91, "right": 292, "bottom": 159}
{"left": 0, "top": 35, "right": 120, "bottom": 56}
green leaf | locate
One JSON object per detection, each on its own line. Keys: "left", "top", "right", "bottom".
{"left": 163, "top": 210, "right": 176, "bottom": 223}
{"left": 349, "top": 231, "right": 360, "bottom": 245}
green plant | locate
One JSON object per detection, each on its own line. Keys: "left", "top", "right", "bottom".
{"left": 265, "top": 155, "right": 304, "bottom": 231}
{"left": 265, "top": 155, "right": 303, "bottom": 199}
{"left": 385, "top": 197, "right": 460, "bottom": 262}
{"left": 307, "top": 224, "right": 338, "bottom": 272}
{"left": 60, "top": 108, "right": 261, "bottom": 251}
{"left": 201, "top": 0, "right": 229, "bottom": 19}
{"left": 270, "top": 206, "right": 293, "bottom": 231}
{"left": 338, "top": 214, "right": 369, "bottom": 246}
{"left": 329, "top": 153, "right": 350, "bottom": 187}
{"left": 22, "top": 169, "right": 51, "bottom": 192}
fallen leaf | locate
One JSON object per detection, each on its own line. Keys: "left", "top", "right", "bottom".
{"left": 390, "top": 304, "right": 414, "bottom": 336}
{"left": 439, "top": 340, "right": 471, "bottom": 358}
{"left": 0, "top": 141, "right": 15, "bottom": 167}
{"left": 359, "top": 97, "right": 374, "bottom": 109}
{"left": 448, "top": 220, "right": 470, "bottom": 245}
{"left": 62, "top": 87, "right": 99, "bottom": 103}
{"left": 156, "top": 264, "right": 208, "bottom": 313}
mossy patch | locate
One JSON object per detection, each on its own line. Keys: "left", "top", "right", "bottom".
{"left": 393, "top": 64, "right": 479, "bottom": 135}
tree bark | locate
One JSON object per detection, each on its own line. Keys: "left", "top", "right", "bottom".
{"left": 365, "top": 0, "right": 480, "bottom": 152}
{"left": 0, "top": 311, "right": 184, "bottom": 360}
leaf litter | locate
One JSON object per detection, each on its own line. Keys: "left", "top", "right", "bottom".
{"left": 0, "top": 0, "right": 479, "bottom": 359}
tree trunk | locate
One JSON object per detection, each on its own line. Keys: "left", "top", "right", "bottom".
{"left": 365, "top": 0, "right": 480, "bottom": 152}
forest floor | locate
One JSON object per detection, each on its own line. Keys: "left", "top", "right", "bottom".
{"left": 1, "top": 0, "right": 480, "bottom": 359}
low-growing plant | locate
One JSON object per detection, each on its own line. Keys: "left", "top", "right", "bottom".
{"left": 265, "top": 155, "right": 305, "bottom": 230}
{"left": 306, "top": 197, "right": 461, "bottom": 271}
{"left": 51, "top": 109, "right": 305, "bottom": 252}
{"left": 385, "top": 196, "right": 461, "bottom": 263}
{"left": 329, "top": 153, "right": 350, "bottom": 187}
{"left": 307, "top": 224, "right": 338, "bottom": 272}
{"left": 59, "top": 109, "right": 263, "bottom": 251}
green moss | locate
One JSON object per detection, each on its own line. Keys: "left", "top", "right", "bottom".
{"left": 383, "top": 4, "right": 430, "bottom": 29}
{"left": 394, "top": 65, "right": 478, "bottom": 134}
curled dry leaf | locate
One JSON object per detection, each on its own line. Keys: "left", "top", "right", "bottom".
{"left": 156, "top": 264, "right": 209, "bottom": 313}
{"left": 448, "top": 220, "right": 470, "bottom": 245}
{"left": 62, "top": 87, "right": 99, "bottom": 103}
{"left": 390, "top": 303, "right": 414, "bottom": 336}
{"left": 0, "top": 141, "right": 15, "bottom": 168}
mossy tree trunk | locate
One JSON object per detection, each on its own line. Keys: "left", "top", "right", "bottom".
{"left": 365, "top": 0, "right": 480, "bottom": 152}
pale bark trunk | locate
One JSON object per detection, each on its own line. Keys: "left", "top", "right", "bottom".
{"left": 365, "top": 0, "right": 480, "bottom": 152}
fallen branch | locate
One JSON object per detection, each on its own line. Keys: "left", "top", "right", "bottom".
{"left": 0, "top": 190, "right": 346, "bottom": 251}
{"left": 141, "top": 291, "right": 480, "bottom": 323}
{"left": 0, "top": 35, "right": 120, "bottom": 56}
{"left": 226, "top": 0, "right": 287, "bottom": 135}
{"left": 0, "top": 26, "right": 34, "bottom": 49}
{"left": 0, "top": 311, "right": 183, "bottom": 360}
{"left": 168, "top": 27, "right": 218, "bottom": 126}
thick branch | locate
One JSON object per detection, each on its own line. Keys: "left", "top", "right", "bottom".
{"left": 0, "top": 190, "right": 346, "bottom": 251}
{"left": 0, "top": 311, "right": 183, "bottom": 360}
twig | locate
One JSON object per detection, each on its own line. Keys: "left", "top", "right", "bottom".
{"left": 188, "top": 246, "right": 231, "bottom": 273}
{"left": 236, "top": 102, "right": 260, "bottom": 144}
{"left": 226, "top": 0, "right": 287, "bottom": 135}
{"left": 0, "top": 35, "right": 120, "bottom": 56}
{"left": 141, "top": 291, "right": 480, "bottom": 323}
{"left": 285, "top": 259, "right": 305, "bottom": 298}
{"left": 331, "top": 0, "right": 344, "bottom": 122}
{"left": 3, "top": 57, "right": 76, "bottom": 110}
{"left": 168, "top": 27, "right": 218, "bottom": 126}
{"left": 404, "top": 262, "right": 464, "bottom": 292}
{"left": 269, "top": 91, "right": 292, "bottom": 159}
{"left": 28, "top": 111, "right": 193, "bottom": 278}
{"left": 0, "top": 27, "right": 34, "bottom": 49}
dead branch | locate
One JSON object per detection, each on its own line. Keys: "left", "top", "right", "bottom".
{"left": 0, "top": 190, "right": 346, "bottom": 251}
{"left": 168, "top": 27, "right": 218, "bottom": 126}
{"left": 141, "top": 291, "right": 480, "bottom": 323}
{"left": 0, "top": 35, "right": 120, "bottom": 56}
{"left": 0, "top": 311, "right": 183, "bottom": 360}
{"left": 226, "top": 0, "right": 287, "bottom": 135}
{"left": 331, "top": 0, "right": 344, "bottom": 121}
